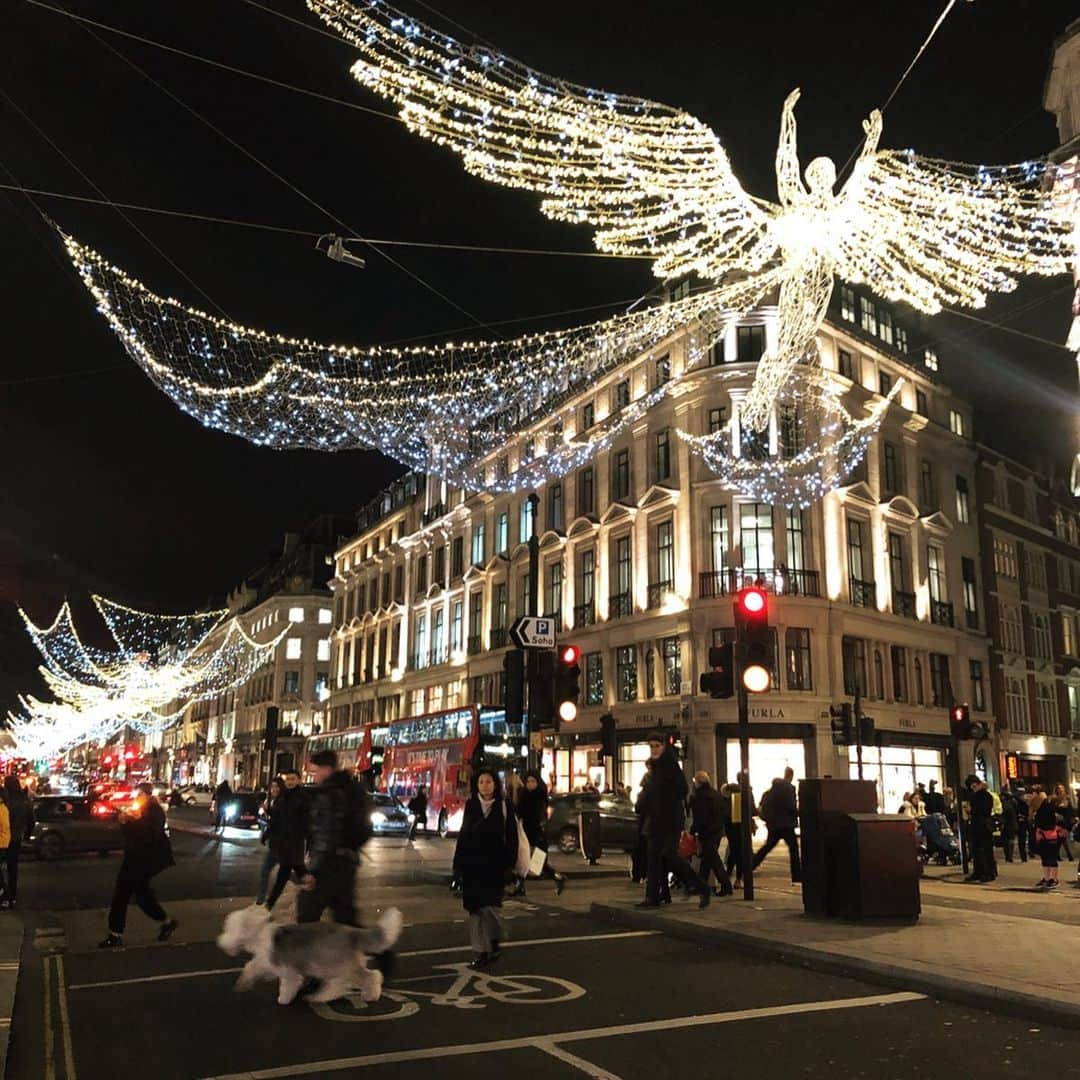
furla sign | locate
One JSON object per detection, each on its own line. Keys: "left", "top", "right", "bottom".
{"left": 749, "top": 705, "right": 786, "bottom": 720}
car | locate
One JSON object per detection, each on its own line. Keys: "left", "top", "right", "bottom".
{"left": 369, "top": 792, "right": 413, "bottom": 836}
{"left": 27, "top": 795, "right": 125, "bottom": 860}
{"left": 544, "top": 792, "right": 638, "bottom": 854}
{"left": 213, "top": 793, "right": 263, "bottom": 829}
{"left": 177, "top": 784, "right": 213, "bottom": 807}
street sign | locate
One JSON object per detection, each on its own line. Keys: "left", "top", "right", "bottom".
{"left": 509, "top": 616, "right": 557, "bottom": 649}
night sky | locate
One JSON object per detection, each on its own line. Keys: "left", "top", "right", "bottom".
{"left": 0, "top": 1, "right": 1076, "bottom": 695}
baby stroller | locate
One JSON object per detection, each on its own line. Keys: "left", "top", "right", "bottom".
{"left": 919, "top": 812, "right": 960, "bottom": 865}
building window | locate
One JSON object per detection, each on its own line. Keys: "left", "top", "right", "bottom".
{"left": 929, "top": 653, "right": 951, "bottom": 707}
{"left": 708, "top": 406, "right": 727, "bottom": 434}
{"left": 840, "top": 285, "right": 856, "bottom": 322}
{"left": 318, "top": 608, "right": 332, "bottom": 625}
{"left": 283, "top": 670, "right": 300, "bottom": 695}
{"left": 785, "top": 508, "right": 807, "bottom": 573}
{"left": 993, "top": 538, "right": 1017, "bottom": 579}
{"left": 1069, "top": 684, "right": 1080, "bottom": 734}
{"left": 740, "top": 503, "right": 774, "bottom": 574}
{"left": 613, "top": 448, "right": 631, "bottom": 500}
{"left": 415, "top": 555, "right": 428, "bottom": 594}
{"left": 955, "top": 476, "right": 970, "bottom": 524}
{"left": 549, "top": 484, "right": 564, "bottom": 532}
{"left": 970, "top": 660, "right": 985, "bottom": 712}
{"left": 450, "top": 600, "right": 463, "bottom": 653}
{"left": 661, "top": 637, "right": 681, "bottom": 695}
{"left": 616, "top": 645, "right": 637, "bottom": 702}
{"left": 927, "top": 545, "right": 946, "bottom": 603}
{"left": 736, "top": 325, "right": 766, "bottom": 364}
{"left": 1024, "top": 548, "right": 1046, "bottom": 590}
{"left": 655, "top": 520, "right": 675, "bottom": 591}
{"left": 288, "top": 607, "right": 304, "bottom": 623}
{"left": 1000, "top": 603, "right": 1024, "bottom": 655}
{"left": 882, "top": 442, "right": 900, "bottom": 494}
{"left": 915, "top": 388, "right": 928, "bottom": 416}
{"left": 285, "top": 637, "right": 302, "bottom": 660}
{"left": 317, "top": 639, "right": 330, "bottom": 663}
{"left": 614, "top": 379, "right": 630, "bottom": 410}
{"left": 1063, "top": 611, "right": 1077, "bottom": 657}
{"left": 842, "top": 636, "right": 868, "bottom": 697}
{"left": 1032, "top": 612, "right": 1051, "bottom": 662}
{"left": 496, "top": 512, "right": 509, "bottom": 554}
{"left": 518, "top": 572, "right": 531, "bottom": 620}
{"left": 858, "top": 296, "right": 877, "bottom": 335}
{"left": 949, "top": 409, "right": 965, "bottom": 437}
{"left": 891, "top": 645, "right": 909, "bottom": 701}
{"left": 710, "top": 506, "right": 729, "bottom": 571}
{"left": 655, "top": 354, "right": 671, "bottom": 387}
{"left": 779, "top": 403, "right": 804, "bottom": 458}
{"left": 923, "top": 348, "right": 939, "bottom": 372}
{"left": 920, "top": 460, "right": 935, "bottom": 509}
{"left": 432, "top": 607, "right": 445, "bottom": 664}
{"left": 895, "top": 326, "right": 908, "bottom": 354}
{"left": 913, "top": 657, "right": 925, "bottom": 705}
{"left": 1006, "top": 677, "right": 1029, "bottom": 732}
{"left": 433, "top": 545, "right": 446, "bottom": 585}
{"left": 585, "top": 652, "right": 604, "bottom": 705}
{"left": 472, "top": 523, "right": 486, "bottom": 566}
{"left": 520, "top": 498, "right": 535, "bottom": 543}
{"left": 878, "top": 308, "right": 894, "bottom": 346}
{"left": 468, "top": 590, "right": 483, "bottom": 650}
{"left": 582, "top": 400, "right": 595, "bottom": 430}
{"left": 492, "top": 582, "right": 508, "bottom": 632}
{"left": 546, "top": 561, "right": 563, "bottom": 619}
{"left": 644, "top": 648, "right": 656, "bottom": 700}
{"left": 577, "top": 549, "right": 595, "bottom": 619}
{"left": 785, "top": 628, "right": 812, "bottom": 691}
{"left": 451, "top": 536, "right": 464, "bottom": 579}
{"left": 838, "top": 348, "right": 856, "bottom": 380}
{"left": 1036, "top": 683, "right": 1058, "bottom": 735}
{"left": 654, "top": 429, "right": 672, "bottom": 482}
{"left": 612, "top": 535, "right": 632, "bottom": 615}
{"left": 961, "top": 557, "right": 978, "bottom": 629}
{"left": 847, "top": 517, "right": 868, "bottom": 582}
{"left": 740, "top": 418, "right": 769, "bottom": 461}
{"left": 578, "top": 467, "right": 595, "bottom": 516}
{"left": 873, "top": 649, "right": 885, "bottom": 700}
{"left": 879, "top": 371, "right": 893, "bottom": 397}
{"left": 414, "top": 615, "right": 427, "bottom": 669}
{"left": 889, "top": 532, "right": 908, "bottom": 592}
{"left": 523, "top": 439, "right": 535, "bottom": 463}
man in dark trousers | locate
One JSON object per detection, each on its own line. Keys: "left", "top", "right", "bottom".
{"left": 751, "top": 767, "right": 802, "bottom": 883}
{"left": 300, "top": 750, "right": 368, "bottom": 925}
{"left": 100, "top": 783, "right": 178, "bottom": 948}
{"left": 639, "top": 733, "right": 710, "bottom": 909}
{"left": 689, "top": 771, "right": 733, "bottom": 896}
{"left": 924, "top": 780, "right": 947, "bottom": 816}
{"left": 212, "top": 778, "right": 233, "bottom": 831}
{"left": 264, "top": 769, "right": 309, "bottom": 910}
{"left": 966, "top": 774, "right": 997, "bottom": 883}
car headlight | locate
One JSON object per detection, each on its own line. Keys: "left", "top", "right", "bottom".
{"left": 405, "top": 812, "right": 415, "bottom": 822}
{"left": 370, "top": 811, "right": 387, "bottom": 826}
{"left": 224, "top": 804, "right": 238, "bottom": 820}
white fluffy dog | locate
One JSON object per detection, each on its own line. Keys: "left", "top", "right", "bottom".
{"left": 217, "top": 905, "right": 403, "bottom": 1006}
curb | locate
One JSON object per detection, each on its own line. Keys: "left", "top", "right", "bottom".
{"left": 591, "top": 902, "right": 1080, "bottom": 1030}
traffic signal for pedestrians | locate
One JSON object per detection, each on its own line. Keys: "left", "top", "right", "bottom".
{"left": 734, "top": 586, "right": 772, "bottom": 693}
{"left": 949, "top": 703, "right": 972, "bottom": 740}
{"left": 554, "top": 644, "right": 581, "bottom": 723}
{"left": 830, "top": 703, "right": 854, "bottom": 746}
{"left": 599, "top": 713, "right": 616, "bottom": 760}
{"left": 699, "top": 642, "right": 735, "bottom": 698}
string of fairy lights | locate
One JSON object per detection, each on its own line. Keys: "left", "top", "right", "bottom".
{"left": 8, "top": 596, "right": 286, "bottom": 761}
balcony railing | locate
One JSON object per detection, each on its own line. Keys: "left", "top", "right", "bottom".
{"left": 930, "top": 600, "right": 954, "bottom": 627}
{"left": 574, "top": 602, "right": 596, "bottom": 628}
{"left": 609, "top": 592, "right": 633, "bottom": 619}
{"left": 893, "top": 590, "right": 917, "bottom": 619}
{"left": 699, "top": 568, "right": 821, "bottom": 599}
{"left": 421, "top": 501, "right": 447, "bottom": 526}
{"left": 850, "top": 578, "right": 876, "bottom": 608}
{"left": 467, "top": 634, "right": 483, "bottom": 656}
{"left": 542, "top": 610, "right": 563, "bottom": 633}
{"left": 429, "top": 644, "right": 448, "bottom": 667}
{"left": 647, "top": 580, "right": 675, "bottom": 610}
{"left": 490, "top": 627, "right": 509, "bottom": 648}
{"left": 965, "top": 608, "right": 979, "bottom": 631}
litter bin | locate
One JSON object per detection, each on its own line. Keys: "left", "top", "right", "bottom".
{"left": 799, "top": 779, "right": 877, "bottom": 916}
{"left": 824, "top": 813, "right": 920, "bottom": 920}
{"left": 579, "top": 805, "right": 601, "bottom": 864}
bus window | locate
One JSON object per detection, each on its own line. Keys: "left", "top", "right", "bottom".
{"left": 457, "top": 763, "right": 471, "bottom": 794}
{"left": 447, "top": 746, "right": 462, "bottom": 764}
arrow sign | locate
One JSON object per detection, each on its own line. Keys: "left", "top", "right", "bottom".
{"left": 509, "top": 616, "right": 556, "bottom": 649}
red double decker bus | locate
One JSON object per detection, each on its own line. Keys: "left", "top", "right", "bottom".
{"left": 381, "top": 705, "right": 526, "bottom": 836}
{"left": 304, "top": 723, "right": 388, "bottom": 789}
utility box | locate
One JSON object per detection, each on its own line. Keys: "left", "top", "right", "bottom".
{"left": 799, "top": 779, "right": 877, "bottom": 915}
{"left": 825, "top": 813, "right": 921, "bottom": 921}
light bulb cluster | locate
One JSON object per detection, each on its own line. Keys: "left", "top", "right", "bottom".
{"left": 8, "top": 596, "right": 286, "bottom": 760}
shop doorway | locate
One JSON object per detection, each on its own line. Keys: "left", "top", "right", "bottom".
{"left": 724, "top": 738, "right": 807, "bottom": 839}
{"left": 853, "top": 744, "right": 944, "bottom": 813}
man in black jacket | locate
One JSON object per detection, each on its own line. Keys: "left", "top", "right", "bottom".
{"left": 966, "top": 774, "right": 997, "bottom": 883}
{"left": 100, "top": 784, "right": 178, "bottom": 948}
{"left": 300, "top": 750, "right": 366, "bottom": 925}
{"left": 751, "top": 768, "right": 802, "bottom": 883}
{"left": 689, "top": 771, "right": 733, "bottom": 896}
{"left": 264, "top": 769, "right": 309, "bottom": 910}
{"left": 639, "top": 734, "right": 710, "bottom": 909}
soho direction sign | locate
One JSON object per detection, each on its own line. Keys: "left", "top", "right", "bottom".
{"left": 509, "top": 616, "right": 557, "bottom": 649}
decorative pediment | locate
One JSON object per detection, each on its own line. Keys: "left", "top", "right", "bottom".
{"left": 919, "top": 510, "right": 954, "bottom": 537}
{"left": 538, "top": 529, "right": 566, "bottom": 550}
{"left": 509, "top": 542, "right": 530, "bottom": 561}
{"left": 567, "top": 515, "right": 600, "bottom": 539}
{"left": 462, "top": 564, "right": 487, "bottom": 583}
{"left": 638, "top": 483, "right": 679, "bottom": 510}
{"left": 424, "top": 583, "right": 443, "bottom": 600}
{"left": 361, "top": 611, "right": 376, "bottom": 626}
{"left": 841, "top": 481, "right": 876, "bottom": 507}
{"left": 600, "top": 500, "right": 637, "bottom": 526}
{"left": 383, "top": 600, "right": 404, "bottom": 616}
{"left": 881, "top": 495, "right": 920, "bottom": 521}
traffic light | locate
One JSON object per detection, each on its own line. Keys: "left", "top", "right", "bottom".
{"left": 102, "top": 753, "right": 115, "bottom": 769}
{"left": 858, "top": 714, "right": 875, "bottom": 746}
{"left": 734, "top": 586, "right": 772, "bottom": 693}
{"left": 123, "top": 746, "right": 136, "bottom": 762}
{"left": 599, "top": 713, "right": 616, "bottom": 760}
{"left": 554, "top": 644, "right": 581, "bottom": 723}
{"left": 949, "top": 703, "right": 972, "bottom": 740}
{"left": 699, "top": 642, "right": 735, "bottom": 698}
{"left": 830, "top": 703, "right": 854, "bottom": 746}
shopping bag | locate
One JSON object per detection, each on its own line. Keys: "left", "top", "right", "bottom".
{"left": 678, "top": 831, "right": 699, "bottom": 860}
{"left": 529, "top": 846, "right": 548, "bottom": 877}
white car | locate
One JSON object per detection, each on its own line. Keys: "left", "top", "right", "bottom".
{"left": 176, "top": 785, "right": 213, "bottom": 807}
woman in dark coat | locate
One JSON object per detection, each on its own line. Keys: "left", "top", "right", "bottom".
{"left": 452, "top": 768, "right": 519, "bottom": 968}
{"left": 514, "top": 770, "right": 566, "bottom": 897}
{"left": 2, "top": 776, "right": 30, "bottom": 910}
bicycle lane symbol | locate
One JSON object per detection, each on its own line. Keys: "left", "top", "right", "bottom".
{"left": 310, "top": 962, "right": 587, "bottom": 1023}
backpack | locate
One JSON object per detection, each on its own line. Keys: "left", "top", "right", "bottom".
{"left": 342, "top": 775, "right": 374, "bottom": 850}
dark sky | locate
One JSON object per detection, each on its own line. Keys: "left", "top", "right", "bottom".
{"left": 0, "top": 0, "right": 1076, "bottom": 634}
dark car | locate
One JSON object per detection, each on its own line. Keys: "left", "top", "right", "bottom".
{"left": 370, "top": 792, "right": 412, "bottom": 836}
{"left": 212, "top": 792, "right": 263, "bottom": 830}
{"left": 27, "top": 795, "right": 125, "bottom": 860}
{"left": 544, "top": 792, "right": 638, "bottom": 854}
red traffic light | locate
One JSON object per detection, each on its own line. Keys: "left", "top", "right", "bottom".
{"left": 102, "top": 755, "right": 115, "bottom": 767}
{"left": 951, "top": 706, "right": 963, "bottom": 722}
{"left": 559, "top": 644, "right": 581, "bottom": 666}
{"left": 123, "top": 749, "right": 136, "bottom": 762}
{"left": 737, "top": 586, "right": 767, "bottom": 615}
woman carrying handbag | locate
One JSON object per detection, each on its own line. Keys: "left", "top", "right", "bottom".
{"left": 513, "top": 770, "right": 567, "bottom": 897}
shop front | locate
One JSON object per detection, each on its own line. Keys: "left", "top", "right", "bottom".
{"left": 713, "top": 721, "right": 817, "bottom": 809}
{"left": 848, "top": 730, "right": 956, "bottom": 813}
{"left": 1000, "top": 734, "right": 1070, "bottom": 791}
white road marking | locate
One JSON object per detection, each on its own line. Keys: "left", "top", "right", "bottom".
{"left": 536, "top": 1040, "right": 623, "bottom": 1080}
{"left": 67, "top": 931, "right": 658, "bottom": 990}
{"left": 43, "top": 957, "right": 54, "bottom": 1080}
{"left": 55, "top": 956, "right": 78, "bottom": 1080}
{"left": 198, "top": 991, "right": 926, "bottom": 1079}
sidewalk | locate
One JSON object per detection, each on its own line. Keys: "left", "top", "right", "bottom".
{"left": 592, "top": 868, "right": 1080, "bottom": 1029}
{"left": 0, "top": 916, "right": 24, "bottom": 1077}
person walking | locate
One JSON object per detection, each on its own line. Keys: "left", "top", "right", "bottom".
{"left": 688, "top": 771, "right": 733, "bottom": 897}
{"left": 639, "top": 733, "right": 709, "bottom": 909}
{"left": 99, "top": 783, "right": 178, "bottom": 948}
{"left": 751, "top": 769, "right": 802, "bottom": 883}
{"left": 515, "top": 770, "right": 566, "bottom": 896}
{"left": 452, "top": 768, "right": 520, "bottom": 968}
{"left": 299, "top": 750, "right": 369, "bottom": 926}
{"left": 1031, "top": 787, "right": 1061, "bottom": 889}
{"left": 2, "top": 776, "right": 29, "bottom": 910}
{"left": 260, "top": 771, "right": 308, "bottom": 910}
{"left": 407, "top": 786, "right": 429, "bottom": 840}
{"left": 212, "top": 778, "right": 233, "bottom": 832}
{"left": 1053, "top": 784, "right": 1075, "bottom": 860}
{"left": 255, "top": 778, "right": 285, "bottom": 906}
{"left": 631, "top": 772, "right": 649, "bottom": 885}
{"left": 924, "top": 780, "right": 946, "bottom": 816}
{"left": 1013, "top": 786, "right": 1030, "bottom": 862}
{"left": 999, "top": 787, "right": 1019, "bottom": 864}
{"left": 965, "top": 774, "right": 997, "bottom": 883}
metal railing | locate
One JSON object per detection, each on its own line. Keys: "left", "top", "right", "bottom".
{"left": 647, "top": 580, "right": 674, "bottom": 610}
{"left": 467, "top": 634, "right": 483, "bottom": 656}
{"left": 893, "top": 590, "right": 917, "bottom": 619}
{"left": 850, "top": 578, "right": 876, "bottom": 608}
{"left": 574, "top": 602, "right": 595, "bottom": 628}
{"left": 542, "top": 610, "right": 563, "bottom": 633}
{"left": 609, "top": 592, "right": 633, "bottom": 619}
{"left": 699, "top": 568, "right": 821, "bottom": 598}
{"left": 490, "top": 627, "right": 508, "bottom": 648}
{"left": 930, "top": 600, "right": 954, "bottom": 627}
{"left": 421, "top": 502, "right": 447, "bottom": 526}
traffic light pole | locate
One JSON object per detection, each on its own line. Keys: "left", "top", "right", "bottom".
{"left": 737, "top": 682, "right": 754, "bottom": 902}
{"left": 853, "top": 689, "right": 864, "bottom": 781}
{"left": 525, "top": 493, "right": 540, "bottom": 773}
